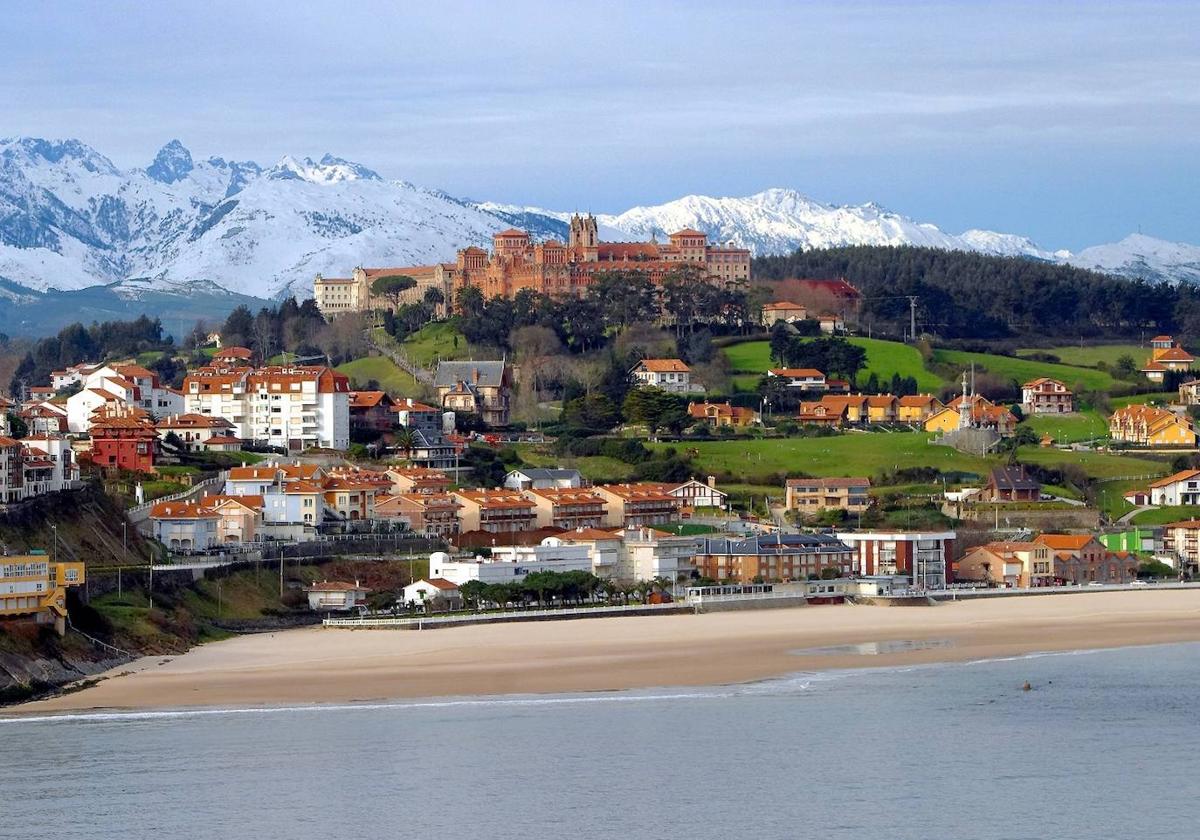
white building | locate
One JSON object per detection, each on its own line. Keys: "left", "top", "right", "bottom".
{"left": 64, "top": 363, "right": 184, "bottom": 433}
{"left": 668, "top": 478, "right": 727, "bottom": 510}
{"left": 630, "top": 359, "right": 699, "bottom": 394}
{"left": 835, "top": 530, "right": 956, "bottom": 590}
{"left": 503, "top": 468, "right": 582, "bottom": 491}
{"left": 183, "top": 365, "right": 351, "bottom": 451}
{"left": 1149, "top": 469, "right": 1200, "bottom": 507}
{"left": 428, "top": 538, "right": 594, "bottom": 586}
{"left": 400, "top": 578, "right": 462, "bottom": 608}
{"left": 150, "top": 501, "right": 219, "bottom": 551}
{"left": 618, "top": 527, "right": 700, "bottom": 582}
{"left": 304, "top": 580, "right": 370, "bottom": 611}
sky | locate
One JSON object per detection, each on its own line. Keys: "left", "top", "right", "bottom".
{"left": 2, "top": 0, "right": 1198, "bottom": 250}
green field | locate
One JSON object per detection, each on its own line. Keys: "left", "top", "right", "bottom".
{"left": 1130, "top": 506, "right": 1200, "bottom": 526}
{"left": 1015, "top": 445, "right": 1167, "bottom": 479}
{"left": 932, "top": 349, "right": 1122, "bottom": 393}
{"left": 1024, "top": 412, "right": 1107, "bottom": 443}
{"left": 655, "top": 433, "right": 993, "bottom": 480}
{"left": 723, "top": 338, "right": 942, "bottom": 390}
{"left": 336, "top": 356, "right": 423, "bottom": 396}
{"left": 1109, "top": 391, "right": 1178, "bottom": 408}
{"left": 1016, "top": 344, "right": 1146, "bottom": 369}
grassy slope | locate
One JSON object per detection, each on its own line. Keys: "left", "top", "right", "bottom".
{"left": 724, "top": 339, "right": 942, "bottom": 390}
{"left": 337, "top": 356, "right": 422, "bottom": 396}
{"left": 932, "top": 348, "right": 1121, "bottom": 393}
{"left": 1130, "top": 505, "right": 1200, "bottom": 525}
{"left": 1015, "top": 344, "right": 1146, "bottom": 368}
{"left": 399, "top": 321, "right": 471, "bottom": 366}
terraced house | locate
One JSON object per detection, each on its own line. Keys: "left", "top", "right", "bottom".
{"left": 1108, "top": 404, "right": 1197, "bottom": 447}
{"left": 785, "top": 477, "right": 872, "bottom": 515}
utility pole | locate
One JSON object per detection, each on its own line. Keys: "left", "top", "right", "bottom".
{"left": 907, "top": 296, "right": 918, "bottom": 343}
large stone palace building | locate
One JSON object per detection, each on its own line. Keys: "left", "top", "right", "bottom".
{"left": 314, "top": 215, "right": 751, "bottom": 316}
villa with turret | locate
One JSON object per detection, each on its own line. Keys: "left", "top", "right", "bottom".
{"left": 314, "top": 215, "right": 751, "bottom": 315}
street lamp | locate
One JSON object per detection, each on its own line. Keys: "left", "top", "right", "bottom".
{"left": 51, "top": 524, "right": 58, "bottom": 563}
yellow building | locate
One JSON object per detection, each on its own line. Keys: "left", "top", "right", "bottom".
{"left": 1109, "top": 404, "right": 1198, "bottom": 447}
{"left": 0, "top": 554, "right": 86, "bottom": 634}
{"left": 897, "top": 394, "right": 943, "bottom": 423}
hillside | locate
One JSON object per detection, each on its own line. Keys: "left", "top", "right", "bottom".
{"left": 751, "top": 245, "right": 1194, "bottom": 340}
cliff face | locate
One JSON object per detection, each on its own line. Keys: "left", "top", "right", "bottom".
{"left": 0, "top": 624, "right": 131, "bottom": 704}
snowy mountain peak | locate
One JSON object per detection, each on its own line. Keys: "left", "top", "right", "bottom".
{"left": 146, "top": 139, "right": 194, "bottom": 184}
{"left": 267, "top": 154, "right": 380, "bottom": 184}
{"left": 1066, "top": 233, "right": 1200, "bottom": 284}
{"left": 0, "top": 136, "right": 119, "bottom": 175}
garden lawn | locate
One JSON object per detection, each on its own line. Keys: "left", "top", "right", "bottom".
{"left": 1015, "top": 344, "right": 1146, "bottom": 369}
{"left": 1130, "top": 506, "right": 1200, "bottom": 526}
{"left": 723, "top": 338, "right": 943, "bottom": 390}
{"left": 336, "top": 356, "right": 422, "bottom": 396}
{"left": 1023, "top": 412, "right": 1107, "bottom": 443}
{"left": 932, "top": 348, "right": 1123, "bottom": 393}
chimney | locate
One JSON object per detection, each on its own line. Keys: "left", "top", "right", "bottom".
{"left": 472, "top": 367, "right": 480, "bottom": 384}
{"left": 707, "top": 475, "right": 716, "bottom": 488}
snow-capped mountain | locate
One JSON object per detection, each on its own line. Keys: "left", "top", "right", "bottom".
{"left": 1065, "top": 233, "right": 1200, "bottom": 286}
{"left": 2, "top": 136, "right": 1199, "bottom": 314}
{"left": 0, "top": 137, "right": 507, "bottom": 300}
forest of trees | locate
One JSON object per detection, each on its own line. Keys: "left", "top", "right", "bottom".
{"left": 752, "top": 245, "right": 1197, "bottom": 340}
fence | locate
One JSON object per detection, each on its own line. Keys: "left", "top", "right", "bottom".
{"left": 323, "top": 601, "right": 687, "bottom": 629}
{"left": 128, "top": 474, "right": 224, "bottom": 516}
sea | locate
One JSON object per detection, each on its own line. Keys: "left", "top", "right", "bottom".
{"left": 2, "top": 642, "right": 1197, "bottom": 840}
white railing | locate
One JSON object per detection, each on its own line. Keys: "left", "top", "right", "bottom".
{"left": 129, "top": 473, "right": 225, "bottom": 514}
{"left": 686, "top": 590, "right": 810, "bottom": 605}
{"left": 323, "top": 601, "right": 683, "bottom": 629}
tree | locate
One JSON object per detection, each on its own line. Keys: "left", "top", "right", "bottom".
{"left": 221, "top": 306, "right": 255, "bottom": 348}
{"left": 623, "top": 387, "right": 688, "bottom": 434}
{"left": 662, "top": 265, "right": 717, "bottom": 337}
{"left": 371, "top": 274, "right": 417, "bottom": 312}
{"left": 511, "top": 325, "right": 562, "bottom": 408}
{"left": 393, "top": 427, "right": 417, "bottom": 459}
{"left": 562, "top": 393, "right": 621, "bottom": 431}
{"left": 1114, "top": 355, "right": 1139, "bottom": 379}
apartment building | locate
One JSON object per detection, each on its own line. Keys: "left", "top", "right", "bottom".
{"left": 0, "top": 554, "right": 86, "bottom": 633}
{"left": 785, "top": 477, "right": 871, "bottom": 515}
{"left": 593, "top": 483, "right": 682, "bottom": 529}
{"left": 692, "top": 533, "right": 855, "bottom": 583}
{"left": 525, "top": 487, "right": 607, "bottom": 530}
{"left": 1021, "top": 378, "right": 1073, "bottom": 414}
{"left": 388, "top": 467, "right": 453, "bottom": 495}
{"left": 183, "top": 364, "right": 350, "bottom": 451}
{"left": 834, "top": 530, "right": 956, "bottom": 589}
{"left": 956, "top": 541, "right": 1055, "bottom": 588}
{"left": 451, "top": 489, "right": 537, "bottom": 533}
{"left": 375, "top": 493, "right": 462, "bottom": 537}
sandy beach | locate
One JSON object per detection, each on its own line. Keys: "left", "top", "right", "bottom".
{"left": 14, "top": 589, "right": 1200, "bottom": 714}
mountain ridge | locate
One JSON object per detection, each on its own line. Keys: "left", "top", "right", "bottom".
{"left": 1, "top": 136, "right": 1197, "bottom": 308}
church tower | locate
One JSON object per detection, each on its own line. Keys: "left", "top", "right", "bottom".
{"left": 569, "top": 213, "right": 599, "bottom": 260}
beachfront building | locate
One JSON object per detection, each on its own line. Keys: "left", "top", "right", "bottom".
{"left": 593, "top": 483, "right": 682, "bottom": 529}
{"left": 692, "top": 533, "right": 855, "bottom": 583}
{"left": 428, "top": 538, "right": 594, "bottom": 586}
{"left": 834, "top": 531, "right": 957, "bottom": 589}
{"left": 1021, "top": 378, "right": 1073, "bottom": 414}
{"left": 1160, "top": 521, "right": 1200, "bottom": 575}
{"left": 630, "top": 358, "right": 698, "bottom": 394}
{"left": 183, "top": 364, "right": 351, "bottom": 451}
{"left": 955, "top": 541, "right": 1055, "bottom": 588}
{"left": 0, "top": 554, "right": 86, "bottom": 634}
{"left": 1034, "top": 534, "right": 1137, "bottom": 585}
{"left": 785, "top": 477, "right": 872, "bottom": 515}
{"left": 304, "top": 580, "right": 370, "bottom": 612}
{"left": 1148, "top": 469, "right": 1200, "bottom": 506}
{"left": 617, "top": 527, "right": 701, "bottom": 583}
{"left": 434, "top": 361, "right": 513, "bottom": 427}
{"left": 401, "top": 578, "right": 462, "bottom": 610}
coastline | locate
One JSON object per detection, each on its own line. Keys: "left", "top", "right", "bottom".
{"left": 11, "top": 589, "right": 1200, "bottom": 715}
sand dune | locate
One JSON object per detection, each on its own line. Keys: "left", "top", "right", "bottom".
{"left": 15, "top": 590, "right": 1200, "bottom": 714}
